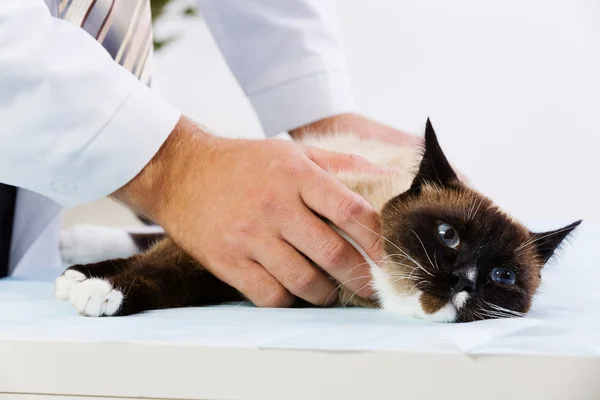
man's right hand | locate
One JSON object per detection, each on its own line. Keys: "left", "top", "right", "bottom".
{"left": 113, "top": 117, "right": 386, "bottom": 307}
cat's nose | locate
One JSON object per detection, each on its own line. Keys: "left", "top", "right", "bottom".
{"left": 452, "top": 269, "right": 476, "bottom": 293}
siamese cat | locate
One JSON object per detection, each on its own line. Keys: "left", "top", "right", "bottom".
{"left": 55, "top": 119, "right": 580, "bottom": 322}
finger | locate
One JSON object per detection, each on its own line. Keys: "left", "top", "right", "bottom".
{"left": 253, "top": 239, "right": 339, "bottom": 306}
{"left": 281, "top": 209, "right": 373, "bottom": 299}
{"left": 210, "top": 259, "right": 294, "bottom": 308}
{"left": 301, "top": 145, "right": 393, "bottom": 175}
{"left": 299, "top": 168, "right": 384, "bottom": 264}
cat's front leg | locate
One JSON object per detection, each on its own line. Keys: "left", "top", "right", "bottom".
{"left": 54, "top": 257, "right": 134, "bottom": 316}
{"left": 54, "top": 239, "right": 244, "bottom": 316}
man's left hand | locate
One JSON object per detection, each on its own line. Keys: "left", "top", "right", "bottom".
{"left": 289, "top": 113, "right": 469, "bottom": 183}
{"left": 289, "top": 112, "right": 422, "bottom": 148}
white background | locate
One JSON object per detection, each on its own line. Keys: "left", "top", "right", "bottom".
{"left": 11, "top": 4, "right": 599, "bottom": 398}
{"left": 152, "top": 0, "right": 599, "bottom": 228}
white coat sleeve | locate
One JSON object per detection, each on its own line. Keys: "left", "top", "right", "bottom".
{"left": 0, "top": 1, "right": 181, "bottom": 207}
{"left": 196, "top": 0, "right": 355, "bottom": 136}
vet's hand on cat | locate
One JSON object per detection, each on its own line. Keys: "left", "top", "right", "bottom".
{"left": 113, "top": 117, "right": 386, "bottom": 308}
{"left": 289, "top": 112, "right": 423, "bottom": 147}
{"left": 290, "top": 113, "right": 469, "bottom": 182}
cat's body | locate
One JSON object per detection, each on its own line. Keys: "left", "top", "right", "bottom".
{"left": 55, "top": 120, "right": 580, "bottom": 322}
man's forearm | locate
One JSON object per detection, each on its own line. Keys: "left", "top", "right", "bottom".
{"left": 198, "top": 0, "right": 354, "bottom": 136}
{"left": 112, "top": 117, "right": 214, "bottom": 225}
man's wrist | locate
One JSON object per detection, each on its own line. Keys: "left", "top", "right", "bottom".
{"left": 111, "top": 116, "right": 215, "bottom": 224}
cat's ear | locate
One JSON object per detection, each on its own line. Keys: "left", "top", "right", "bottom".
{"left": 530, "top": 220, "right": 582, "bottom": 265}
{"left": 410, "top": 118, "right": 458, "bottom": 192}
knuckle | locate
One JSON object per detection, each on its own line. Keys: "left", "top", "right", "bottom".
{"left": 280, "top": 159, "right": 307, "bottom": 180}
{"left": 284, "top": 165, "right": 305, "bottom": 180}
{"left": 233, "top": 219, "right": 256, "bottom": 237}
{"left": 256, "top": 191, "right": 280, "bottom": 213}
{"left": 366, "top": 235, "right": 384, "bottom": 256}
{"left": 321, "top": 238, "right": 347, "bottom": 267}
{"left": 338, "top": 195, "right": 367, "bottom": 225}
{"left": 260, "top": 287, "right": 291, "bottom": 308}
{"left": 291, "top": 269, "right": 319, "bottom": 295}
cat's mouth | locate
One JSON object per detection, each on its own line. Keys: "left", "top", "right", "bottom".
{"left": 372, "top": 265, "right": 475, "bottom": 322}
{"left": 418, "top": 276, "right": 473, "bottom": 308}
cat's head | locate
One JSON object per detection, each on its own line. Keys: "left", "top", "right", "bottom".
{"left": 374, "top": 119, "right": 580, "bottom": 322}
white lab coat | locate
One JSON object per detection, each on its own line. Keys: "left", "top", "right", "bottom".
{"left": 1, "top": 0, "right": 354, "bottom": 278}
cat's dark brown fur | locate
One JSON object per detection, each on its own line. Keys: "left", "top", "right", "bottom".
{"left": 74, "top": 239, "right": 241, "bottom": 315}
{"left": 55, "top": 119, "right": 580, "bottom": 321}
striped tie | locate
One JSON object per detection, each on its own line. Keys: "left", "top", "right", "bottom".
{"left": 58, "top": 0, "right": 154, "bottom": 84}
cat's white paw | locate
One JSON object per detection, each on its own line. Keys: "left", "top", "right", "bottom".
{"left": 60, "top": 225, "right": 138, "bottom": 265}
{"left": 54, "top": 269, "right": 86, "bottom": 301}
{"left": 66, "top": 277, "right": 124, "bottom": 317}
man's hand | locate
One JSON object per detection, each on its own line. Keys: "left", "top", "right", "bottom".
{"left": 291, "top": 113, "right": 469, "bottom": 182}
{"left": 113, "top": 117, "right": 386, "bottom": 307}
{"left": 289, "top": 112, "right": 423, "bottom": 147}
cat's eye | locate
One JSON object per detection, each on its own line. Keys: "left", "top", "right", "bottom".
{"left": 437, "top": 223, "right": 459, "bottom": 248}
{"left": 490, "top": 268, "right": 516, "bottom": 285}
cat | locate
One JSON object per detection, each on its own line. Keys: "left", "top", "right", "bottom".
{"left": 54, "top": 119, "right": 581, "bottom": 322}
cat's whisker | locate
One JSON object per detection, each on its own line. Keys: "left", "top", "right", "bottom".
{"left": 108, "top": 260, "right": 123, "bottom": 274}
{"left": 394, "top": 249, "right": 433, "bottom": 277}
{"left": 475, "top": 305, "right": 509, "bottom": 320}
{"left": 480, "top": 309, "right": 508, "bottom": 318}
{"left": 410, "top": 229, "right": 437, "bottom": 271}
{"left": 469, "top": 197, "right": 486, "bottom": 221}
{"left": 377, "top": 260, "right": 419, "bottom": 271}
{"left": 403, "top": 262, "right": 426, "bottom": 282}
{"left": 433, "top": 249, "right": 440, "bottom": 271}
{"left": 346, "top": 252, "right": 418, "bottom": 277}
{"left": 376, "top": 252, "right": 434, "bottom": 282}
{"left": 515, "top": 225, "right": 576, "bottom": 255}
{"left": 484, "top": 311, "right": 517, "bottom": 320}
{"left": 347, "top": 214, "right": 406, "bottom": 255}
{"left": 232, "top": 300, "right": 246, "bottom": 308}
{"left": 475, "top": 309, "right": 489, "bottom": 321}
{"left": 328, "top": 271, "right": 419, "bottom": 306}
{"left": 343, "top": 281, "right": 373, "bottom": 307}
{"left": 324, "top": 274, "right": 373, "bottom": 306}
{"left": 381, "top": 253, "right": 421, "bottom": 263}
{"left": 345, "top": 253, "right": 408, "bottom": 277}
{"left": 393, "top": 232, "right": 428, "bottom": 268}
{"left": 484, "top": 302, "right": 529, "bottom": 318}
{"left": 347, "top": 214, "right": 431, "bottom": 277}
{"left": 326, "top": 271, "right": 417, "bottom": 304}
{"left": 411, "top": 280, "right": 429, "bottom": 290}
{"left": 377, "top": 260, "right": 424, "bottom": 281}
{"left": 389, "top": 275, "right": 420, "bottom": 283}
{"left": 465, "top": 196, "right": 477, "bottom": 221}
{"left": 406, "top": 284, "right": 426, "bottom": 296}
{"left": 480, "top": 301, "right": 537, "bottom": 319}
{"left": 514, "top": 235, "right": 540, "bottom": 254}
{"left": 489, "top": 306, "right": 523, "bottom": 317}
{"left": 124, "top": 276, "right": 137, "bottom": 299}
{"left": 472, "top": 302, "right": 523, "bottom": 321}
{"left": 345, "top": 260, "right": 374, "bottom": 276}
{"left": 480, "top": 308, "right": 516, "bottom": 319}
{"left": 468, "top": 306, "right": 486, "bottom": 321}
{"left": 385, "top": 247, "right": 434, "bottom": 279}
{"left": 380, "top": 256, "right": 422, "bottom": 272}
{"left": 482, "top": 300, "right": 525, "bottom": 315}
